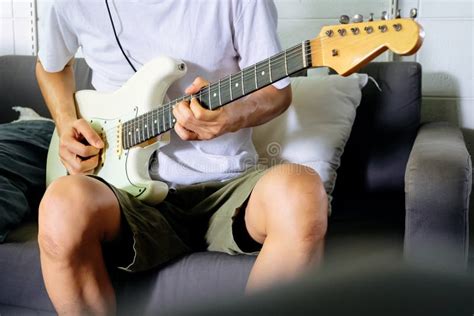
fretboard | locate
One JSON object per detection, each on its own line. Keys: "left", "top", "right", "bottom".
{"left": 123, "top": 40, "right": 312, "bottom": 149}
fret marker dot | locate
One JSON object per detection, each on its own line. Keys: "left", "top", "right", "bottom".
{"left": 154, "top": 120, "right": 157, "bottom": 124}
{"left": 145, "top": 125, "right": 147, "bottom": 128}
{"left": 235, "top": 83, "right": 239, "bottom": 87}
{"left": 213, "top": 93, "right": 217, "bottom": 97}
{"left": 128, "top": 132, "right": 131, "bottom": 135}
{"left": 261, "top": 71, "right": 265, "bottom": 76}
{"left": 136, "top": 129, "right": 139, "bottom": 132}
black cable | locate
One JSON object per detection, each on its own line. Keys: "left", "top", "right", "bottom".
{"left": 105, "top": 0, "right": 137, "bottom": 73}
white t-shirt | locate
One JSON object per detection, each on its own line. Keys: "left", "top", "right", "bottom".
{"left": 39, "top": 0, "right": 290, "bottom": 186}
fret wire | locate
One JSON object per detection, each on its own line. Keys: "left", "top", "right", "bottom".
{"left": 134, "top": 115, "right": 137, "bottom": 146}
{"left": 268, "top": 57, "right": 273, "bottom": 83}
{"left": 229, "top": 75, "right": 233, "bottom": 100}
{"left": 254, "top": 64, "right": 258, "bottom": 89}
{"left": 128, "top": 122, "right": 132, "bottom": 148}
{"left": 168, "top": 105, "right": 173, "bottom": 128}
{"left": 151, "top": 110, "right": 155, "bottom": 137}
{"left": 158, "top": 108, "right": 162, "bottom": 134}
{"left": 149, "top": 113, "right": 152, "bottom": 138}
{"left": 284, "top": 50, "right": 289, "bottom": 76}
{"left": 146, "top": 114, "right": 149, "bottom": 140}
{"left": 143, "top": 113, "right": 147, "bottom": 141}
{"left": 162, "top": 105, "right": 166, "bottom": 131}
{"left": 208, "top": 86, "right": 212, "bottom": 110}
{"left": 141, "top": 116, "right": 144, "bottom": 143}
{"left": 137, "top": 116, "right": 141, "bottom": 144}
{"left": 241, "top": 70, "right": 244, "bottom": 95}
{"left": 146, "top": 112, "right": 149, "bottom": 140}
{"left": 218, "top": 79, "right": 222, "bottom": 107}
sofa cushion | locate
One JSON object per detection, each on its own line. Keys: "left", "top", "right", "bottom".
{"left": 0, "top": 241, "right": 54, "bottom": 313}
{"left": 253, "top": 74, "right": 368, "bottom": 201}
{"left": 0, "top": 240, "right": 255, "bottom": 314}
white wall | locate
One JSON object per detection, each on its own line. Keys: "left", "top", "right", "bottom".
{"left": 0, "top": 0, "right": 36, "bottom": 55}
{"left": 398, "top": 0, "right": 474, "bottom": 157}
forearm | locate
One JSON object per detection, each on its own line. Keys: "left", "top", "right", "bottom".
{"left": 36, "top": 58, "right": 77, "bottom": 135}
{"left": 227, "top": 84, "right": 292, "bottom": 132}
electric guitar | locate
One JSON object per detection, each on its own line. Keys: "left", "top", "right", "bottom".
{"left": 46, "top": 16, "right": 424, "bottom": 204}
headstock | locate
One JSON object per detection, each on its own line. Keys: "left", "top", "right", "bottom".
{"left": 310, "top": 11, "right": 424, "bottom": 76}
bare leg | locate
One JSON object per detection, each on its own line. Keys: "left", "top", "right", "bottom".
{"left": 244, "top": 164, "right": 328, "bottom": 291}
{"left": 38, "top": 175, "right": 122, "bottom": 315}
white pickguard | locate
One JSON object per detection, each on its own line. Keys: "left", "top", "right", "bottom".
{"left": 46, "top": 56, "right": 187, "bottom": 204}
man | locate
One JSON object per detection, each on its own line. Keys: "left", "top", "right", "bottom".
{"left": 36, "top": 0, "right": 328, "bottom": 314}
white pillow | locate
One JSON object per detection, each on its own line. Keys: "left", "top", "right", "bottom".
{"left": 12, "top": 106, "right": 53, "bottom": 122}
{"left": 252, "top": 74, "right": 368, "bottom": 201}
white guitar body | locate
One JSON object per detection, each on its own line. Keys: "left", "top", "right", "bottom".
{"left": 46, "top": 56, "right": 187, "bottom": 204}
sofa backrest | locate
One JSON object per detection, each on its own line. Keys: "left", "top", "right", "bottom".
{"left": 331, "top": 62, "right": 421, "bottom": 219}
{"left": 0, "top": 55, "right": 92, "bottom": 123}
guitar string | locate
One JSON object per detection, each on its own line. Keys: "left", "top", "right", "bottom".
{"left": 121, "top": 43, "right": 331, "bottom": 145}
{"left": 108, "top": 45, "right": 309, "bottom": 138}
{"left": 149, "top": 23, "right": 405, "bottom": 118}
{"left": 132, "top": 23, "right": 396, "bottom": 126}
{"left": 121, "top": 35, "right": 370, "bottom": 144}
{"left": 104, "top": 24, "right": 409, "bottom": 146}
{"left": 134, "top": 46, "right": 309, "bottom": 119}
{"left": 120, "top": 46, "right": 311, "bottom": 144}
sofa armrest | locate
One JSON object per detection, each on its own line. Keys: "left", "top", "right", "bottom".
{"left": 404, "top": 122, "right": 472, "bottom": 270}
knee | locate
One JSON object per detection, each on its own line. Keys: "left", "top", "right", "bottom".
{"left": 38, "top": 176, "right": 99, "bottom": 259}
{"left": 263, "top": 164, "right": 328, "bottom": 242}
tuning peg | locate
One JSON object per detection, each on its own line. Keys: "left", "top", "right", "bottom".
{"left": 396, "top": 9, "right": 401, "bottom": 18}
{"left": 381, "top": 11, "right": 389, "bottom": 20}
{"left": 410, "top": 8, "right": 418, "bottom": 19}
{"left": 368, "top": 13, "right": 374, "bottom": 22}
{"left": 339, "top": 15, "right": 350, "bottom": 24}
{"left": 352, "top": 14, "right": 363, "bottom": 23}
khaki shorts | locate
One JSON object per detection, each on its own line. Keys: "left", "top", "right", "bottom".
{"left": 96, "top": 166, "right": 267, "bottom": 272}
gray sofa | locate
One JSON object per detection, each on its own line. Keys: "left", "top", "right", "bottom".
{"left": 0, "top": 55, "right": 472, "bottom": 315}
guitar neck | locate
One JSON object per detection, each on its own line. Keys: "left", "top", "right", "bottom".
{"left": 122, "top": 40, "right": 312, "bottom": 149}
